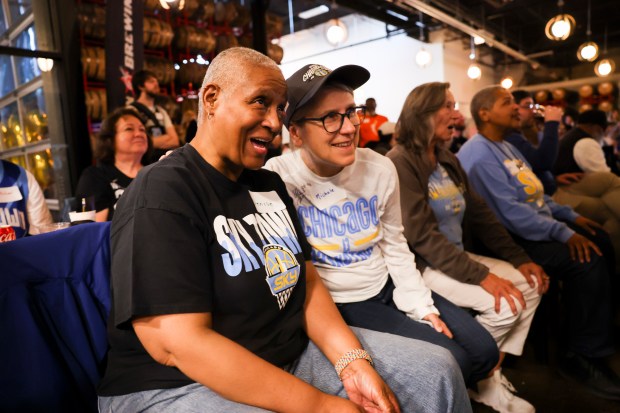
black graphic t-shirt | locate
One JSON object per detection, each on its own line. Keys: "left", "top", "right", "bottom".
{"left": 75, "top": 163, "right": 134, "bottom": 221}
{"left": 98, "top": 145, "right": 311, "bottom": 396}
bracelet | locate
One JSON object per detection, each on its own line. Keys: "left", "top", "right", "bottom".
{"left": 334, "top": 349, "right": 373, "bottom": 380}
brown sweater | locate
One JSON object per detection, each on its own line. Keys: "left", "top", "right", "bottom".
{"left": 387, "top": 144, "right": 531, "bottom": 285}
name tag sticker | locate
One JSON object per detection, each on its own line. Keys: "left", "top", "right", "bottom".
{"left": 503, "top": 159, "right": 520, "bottom": 176}
{"left": 309, "top": 183, "right": 347, "bottom": 209}
{"left": 0, "top": 186, "right": 23, "bottom": 203}
{"left": 249, "top": 191, "right": 286, "bottom": 213}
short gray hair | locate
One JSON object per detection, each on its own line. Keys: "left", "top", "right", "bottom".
{"left": 197, "top": 47, "right": 280, "bottom": 125}
{"left": 396, "top": 82, "right": 450, "bottom": 151}
{"left": 471, "top": 86, "right": 504, "bottom": 129}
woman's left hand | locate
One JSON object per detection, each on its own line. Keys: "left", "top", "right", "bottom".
{"left": 341, "top": 359, "right": 401, "bottom": 413}
{"left": 423, "top": 313, "right": 453, "bottom": 339}
{"left": 517, "top": 262, "right": 549, "bottom": 294}
{"left": 574, "top": 216, "right": 605, "bottom": 236}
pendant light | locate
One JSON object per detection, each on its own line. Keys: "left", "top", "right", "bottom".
{"left": 577, "top": 0, "right": 599, "bottom": 61}
{"left": 545, "top": 1, "right": 575, "bottom": 41}
{"left": 595, "top": 25, "right": 616, "bottom": 77}
{"left": 325, "top": 19, "right": 348, "bottom": 45}
{"left": 415, "top": 12, "right": 432, "bottom": 68}
{"left": 158, "top": 0, "right": 185, "bottom": 10}
{"left": 467, "top": 37, "right": 481, "bottom": 80}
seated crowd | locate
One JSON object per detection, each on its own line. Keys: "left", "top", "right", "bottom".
{"left": 3, "top": 46, "right": 620, "bottom": 413}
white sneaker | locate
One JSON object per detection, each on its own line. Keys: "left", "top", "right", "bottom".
{"left": 468, "top": 369, "right": 535, "bottom": 413}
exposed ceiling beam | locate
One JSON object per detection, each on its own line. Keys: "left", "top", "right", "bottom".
{"left": 390, "top": 0, "right": 542, "bottom": 69}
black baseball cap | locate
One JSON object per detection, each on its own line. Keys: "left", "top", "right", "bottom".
{"left": 577, "top": 109, "right": 608, "bottom": 129}
{"left": 284, "top": 63, "right": 370, "bottom": 128}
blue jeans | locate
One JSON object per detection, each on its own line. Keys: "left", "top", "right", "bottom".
{"left": 337, "top": 279, "right": 499, "bottom": 386}
{"left": 98, "top": 327, "right": 472, "bottom": 413}
{"left": 511, "top": 222, "right": 615, "bottom": 358}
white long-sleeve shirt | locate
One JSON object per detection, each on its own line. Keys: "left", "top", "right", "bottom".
{"left": 573, "top": 137, "right": 611, "bottom": 173}
{"left": 265, "top": 148, "right": 437, "bottom": 321}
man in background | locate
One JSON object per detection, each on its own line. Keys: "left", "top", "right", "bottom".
{"left": 130, "top": 70, "right": 180, "bottom": 163}
{"left": 359, "top": 97, "right": 388, "bottom": 148}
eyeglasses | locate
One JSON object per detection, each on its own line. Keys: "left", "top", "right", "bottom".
{"left": 295, "top": 106, "right": 366, "bottom": 133}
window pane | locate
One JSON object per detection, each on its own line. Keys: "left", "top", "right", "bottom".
{"left": 12, "top": 25, "right": 41, "bottom": 85}
{"left": 5, "top": 155, "right": 27, "bottom": 170}
{"left": 0, "top": 4, "right": 7, "bottom": 37}
{"left": 8, "top": 0, "right": 32, "bottom": 24}
{"left": 21, "top": 88, "right": 48, "bottom": 144}
{"left": 0, "top": 54, "right": 16, "bottom": 98}
{"left": 27, "top": 149, "right": 55, "bottom": 198}
{"left": 0, "top": 102, "right": 25, "bottom": 150}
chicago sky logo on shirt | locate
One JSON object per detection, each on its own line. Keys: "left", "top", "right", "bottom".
{"left": 213, "top": 194, "right": 302, "bottom": 310}
{"left": 263, "top": 244, "right": 300, "bottom": 309}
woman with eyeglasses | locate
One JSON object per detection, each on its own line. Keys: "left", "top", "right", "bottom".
{"left": 266, "top": 64, "right": 498, "bottom": 390}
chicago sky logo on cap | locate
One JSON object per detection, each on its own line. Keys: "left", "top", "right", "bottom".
{"left": 302, "top": 65, "right": 331, "bottom": 82}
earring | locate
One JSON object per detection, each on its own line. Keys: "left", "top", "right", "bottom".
{"left": 207, "top": 112, "right": 213, "bottom": 120}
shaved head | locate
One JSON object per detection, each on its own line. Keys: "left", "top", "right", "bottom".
{"left": 198, "top": 47, "right": 281, "bottom": 125}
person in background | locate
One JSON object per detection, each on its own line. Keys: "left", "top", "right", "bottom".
{"left": 553, "top": 109, "right": 620, "bottom": 274}
{"left": 75, "top": 107, "right": 151, "bottom": 222}
{"left": 181, "top": 109, "right": 198, "bottom": 144}
{"left": 449, "top": 110, "right": 468, "bottom": 153}
{"left": 366, "top": 121, "right": 395, "bottom": 155}
{"left": 266, "top": 63, "right": 497, "bottom": 392}
{"left": 0, "top": 159, "right": 53, "bottom": 237}
{"left": 388, "top": 82, "right": 545, "bottom": 413}
{"left": 130, "top": 69, "right": 180, "bottom": 163}
{"left": 97, "top": 47, "right": 470, "bottom": 413}
{"left": 457, "top": 85, "right": 620, "bottom": 401}
{"left": 560, "top": 106, "right": 579, "bottom": 138}
{"left": 359, "top": 97, "right": 388, "bottom": 148}
{"left": 506, "top": 90, "right": 565, "bottom": 195}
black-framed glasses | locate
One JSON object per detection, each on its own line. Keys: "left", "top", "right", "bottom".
{"left": 295, "top": 106, "right": 367, "bottom": 133}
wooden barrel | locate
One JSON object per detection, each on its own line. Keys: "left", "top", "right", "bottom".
{"left": 99, "top": 90, "right": 108, "bottom": 119}
{"left": 145, "top": 57, "right": 176, "bottom": 85}
{"left": 267, "top": 43, "right": 284, "bottom": 65}
{"left": 230, "top": 3, "right": 250, "bottom": 27}
{"left": 184, "top": 0, "right": 201, "bottom": 16}
{"left": 177, "top": 62, "right": 208, "bottom": 88}
{"left": 213, "top": 2, "right": 227, "bottom": 24}
{"left": 202, "top": 0, "right": 215, "bottom": 21}
{"left": 237, "top": 33, "right": 252, "bottom": 48}
{"left": 215, "top": 33, "right": 239, "bottom": 53}
{"left": 194, "top": 28, "right": 216, "bottom": 53}
{"left": 266, "top": 12, "right": 283, "bottom": 37}
{"left": 144, "top": 0, "right": 162, "bottom": 11}
{"left": 85, "top": 89, "right": 105, "bottom": 121}
{"left": 144, "top": 18, "right": 173, "bottom": 49}
{"left": 77, "top": 3, "right": 106, "bottom": 39}
{"left": 81, "top": 47, "right": 105, "bottom": 81}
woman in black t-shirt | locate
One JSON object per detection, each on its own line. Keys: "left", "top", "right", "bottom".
{"left": 75, "top": 107, "right": 152, "bottom": 221}
{"left": 97, "top": 48, "right": 471, "bottom": 413}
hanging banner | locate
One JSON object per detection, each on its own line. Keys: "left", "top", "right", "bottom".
{"left": 105, "top": 0, "right": 144, "bottom": 111}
